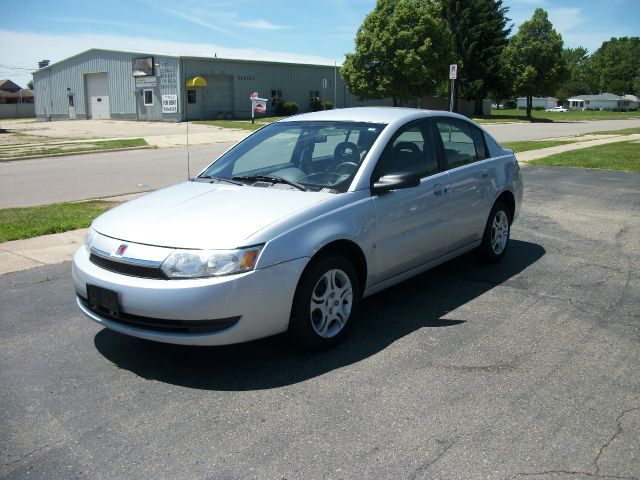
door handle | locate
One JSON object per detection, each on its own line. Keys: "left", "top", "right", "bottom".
{"left": 433, "top": 184, "right": 447, "bottom": 195}
{"left": 481, "top": 168, "right": 489, "bottom": 177}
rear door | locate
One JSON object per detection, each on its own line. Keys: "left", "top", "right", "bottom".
{"left": 433, "top": 117, "right": 496, "bottom": 251}
{"left": 372, "top": 119, "right": 451, "bottom": 281}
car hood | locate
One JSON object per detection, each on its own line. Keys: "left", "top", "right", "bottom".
{"left": 93, "top": 181, "right": 333, "bottom": 249}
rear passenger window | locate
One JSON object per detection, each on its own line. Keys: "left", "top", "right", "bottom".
{"left": 374, "top": 121, "right": 438, "bottom": 179}
{"left": 435, "top": 118, "right": 487, "bottom": 169}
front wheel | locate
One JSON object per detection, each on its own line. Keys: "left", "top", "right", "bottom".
{"left": 476, "top": 201, "right": 511, "bottom": 263}
{"left": 288, "top": 254, "right": 360, "bottom": 350}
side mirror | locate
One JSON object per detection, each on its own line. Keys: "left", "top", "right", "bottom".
{"left": 371, "top": 172, "right": 421, "bottom": 194}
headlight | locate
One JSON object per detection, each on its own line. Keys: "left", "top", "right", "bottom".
{"left": 84, "top": 227, "right": 96, "bottom": 253}
{"left": 160, "top": 246, "right": 263, "bottom": 278}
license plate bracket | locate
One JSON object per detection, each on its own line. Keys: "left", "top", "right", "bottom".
{"left": 86, "top": 284, "right": 120, "bottom": 318}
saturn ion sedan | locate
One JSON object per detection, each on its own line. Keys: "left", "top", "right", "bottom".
{"left": 73, "top": 107, "right": 522, "bottom": 349}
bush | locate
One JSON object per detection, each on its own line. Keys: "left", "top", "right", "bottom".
{"left": 310, "top": 97, "right": 323, "bottom": 111}
{"left": 533, "top": 106, "right": 545, "bottom": 111}
{"left": 321, "top": 100, "right": 333, "bottom": 110}
{"left": 277, "top": 100, "right": 300, "bottom": 116}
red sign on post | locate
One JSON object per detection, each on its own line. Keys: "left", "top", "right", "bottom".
{"left": 254, "top": 100, "right": 266, "bottom": 113}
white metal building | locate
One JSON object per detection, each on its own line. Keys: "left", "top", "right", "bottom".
{"left": 32, "top": 48, "right": 392, "bottom": 122}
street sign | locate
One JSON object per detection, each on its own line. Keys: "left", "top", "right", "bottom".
{"left": 449, "top": 64, "right": 458, "bottom": 80}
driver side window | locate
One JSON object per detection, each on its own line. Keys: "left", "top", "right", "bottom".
{"left": 374, "top": 121, "right": 438, "bottom": 179}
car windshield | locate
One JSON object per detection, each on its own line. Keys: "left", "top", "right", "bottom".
{"left": 198, "top": 121, "right": 386, "bottom": 192}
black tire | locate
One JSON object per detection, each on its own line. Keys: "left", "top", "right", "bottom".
{"left": 476, "top": 201, "right": 511, "bottom": 263}
{"left": 288, "top": 253, "right": 360, "bottom": 350}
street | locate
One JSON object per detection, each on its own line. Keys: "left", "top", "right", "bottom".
{"left": 1, "top": 165, "right": 638, "bottom": 479}
{"left": 2, "top": 118, "right": 640, "bottom": 208}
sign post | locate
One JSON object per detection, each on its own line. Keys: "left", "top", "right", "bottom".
{"left": 249, "top": 92, "right": 267, "bottom": 124}
{"left": 449, "top": 64, "right": 457, "bottom": 112}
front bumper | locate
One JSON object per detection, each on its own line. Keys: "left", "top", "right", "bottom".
{"left": 72, "top": 247, "right": 308, "bottom": 345}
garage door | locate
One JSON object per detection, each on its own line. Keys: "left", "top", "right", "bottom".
{"left": 85, "top": 73, "right": 110, "bottom": 120}
{"left": 202, "top": 75, "right": 233, "bottom": 118}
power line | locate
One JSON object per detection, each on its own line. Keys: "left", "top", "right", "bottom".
{"left": 0, "top": 64, "right": 37, "bottom": 72}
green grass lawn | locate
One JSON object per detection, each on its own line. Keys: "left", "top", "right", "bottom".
{"left": 0, "top": 138, "right": 149, "bottom": 159}
{"left": 0, "top": 201, "right": 119, "bottom": 243}
{"left": 529, "top": 140, "right": 640, "bottom": 172}
{"left": 473, "top": 109, "right": 640, "bottom": 123}
{"left": 194, "top": 116, "right": 285, "bottom": 131}
{"left": 502, "top": 140, "right": 578, "bottom": 153}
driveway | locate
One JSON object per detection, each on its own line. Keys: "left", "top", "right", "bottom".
{"left": 1, "top": 165, "right": 638, "bottom": 479}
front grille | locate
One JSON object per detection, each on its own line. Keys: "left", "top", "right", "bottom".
{"left": 90, "top": 253, "right": 167, "bottom": 279}
{"left": 79, "top": 296, "right": 240, "bottom": 334}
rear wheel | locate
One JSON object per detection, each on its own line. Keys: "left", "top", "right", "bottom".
{"left": 288, "top": 254, "right": 360, "bottom": 350}
{"left": 477, "top": 201, "right": 510, "bottom": 263}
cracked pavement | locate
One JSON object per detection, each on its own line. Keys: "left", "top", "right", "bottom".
{"left": 1, "top": 165, "right": 639, "bottom": 479}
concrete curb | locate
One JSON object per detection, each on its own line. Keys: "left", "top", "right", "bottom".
{"left": 0, "top": 146, "right": 153, "bottom": 162}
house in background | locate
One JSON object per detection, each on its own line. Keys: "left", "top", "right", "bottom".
{"left": 564, "top": 93, "right": 636, "bottom": 111}
{"left": 0, "top": 79, "right": 22, "bottom": 94}
{"left": 0, "top": 79, "right": 36, "bottom": 118}
{"left": 516, "top": 97, "right": 558, "bottom": 109}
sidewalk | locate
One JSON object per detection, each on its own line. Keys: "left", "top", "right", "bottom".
{"left": 0, "top": 228, "right": 85, "bottom": 275}
{"left": 2, "top": 132, "right": 639, "bottom": 276}
{"left": 516, "top": 133, "right": 640, "bottom": 161}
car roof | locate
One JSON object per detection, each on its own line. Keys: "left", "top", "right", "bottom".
{"left": 277, "top": 107, "right": 470, "bottom": 125}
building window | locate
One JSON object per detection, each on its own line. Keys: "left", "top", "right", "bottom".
{"left": 309, "top": 90, "right": 320, "bottom": 98}
{"left": 143, "top": 89, "right": 154, "bottom": 106}
{"left": 187, "top": 89, "right": 197, "bottom": 104}
{"left": 271, "top": 89, "right": 282, "bottom": 106}
{"left": 237, "top": 75, "right": 255, "bottom": 81}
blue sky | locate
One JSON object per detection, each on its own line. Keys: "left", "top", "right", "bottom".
{"left": 1, "top": 0, "right": 638, "bottom": 87}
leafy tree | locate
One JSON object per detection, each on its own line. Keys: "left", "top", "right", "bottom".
{"left": 562, "top": 47, "right": 589, "bottom": 81}
{"left": 502, "top": 8, "right": 568, "bottom": 117}
{"left": 607, "top": 79, "right": 628, "bottom": 96}
{"left": 555, "top": 47, "right": 591, "bottom": 101}
{"left": 27, "top": 80, "right": 33, "bottom": 90}
{"left": 586, "top": 37, "right": 640, "bottom": 94}
{"left": 442, "top": 0, "right": 511, "bottom": 114}
{"left": 341, "top": 0, "right": 453, "bottom": 106}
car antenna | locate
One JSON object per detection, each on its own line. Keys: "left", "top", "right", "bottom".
{"left": 186, "top": 119, "right": 191, "bottom": 179}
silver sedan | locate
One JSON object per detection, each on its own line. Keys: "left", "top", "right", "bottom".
{"left": 73, "top": 107, "right": 523, "bottom": 349}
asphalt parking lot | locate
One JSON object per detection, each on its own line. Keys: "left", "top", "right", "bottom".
{"left": 1, "top": 165, "right": 639, "bottom": 480}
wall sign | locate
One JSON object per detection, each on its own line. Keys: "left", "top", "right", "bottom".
{"left": 135, "top": 76, "right": 157, "bottom": 89}
{"left": 162, "top": 94, "right": 178, "bottom": 113}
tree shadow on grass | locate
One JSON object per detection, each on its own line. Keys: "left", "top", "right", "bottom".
{"left": 94, "top": 239, "right": 545, "bottom": 391}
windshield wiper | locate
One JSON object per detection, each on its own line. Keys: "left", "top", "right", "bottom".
{"left": 198, "top": 175, "right": 244, "bottom": 186}
{"left": 231, "top": 175, "right": 308, "bottom": 192}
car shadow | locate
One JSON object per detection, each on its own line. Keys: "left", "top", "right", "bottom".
{"left": 94, "top": 239, "right": 545, "bottom": 391}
